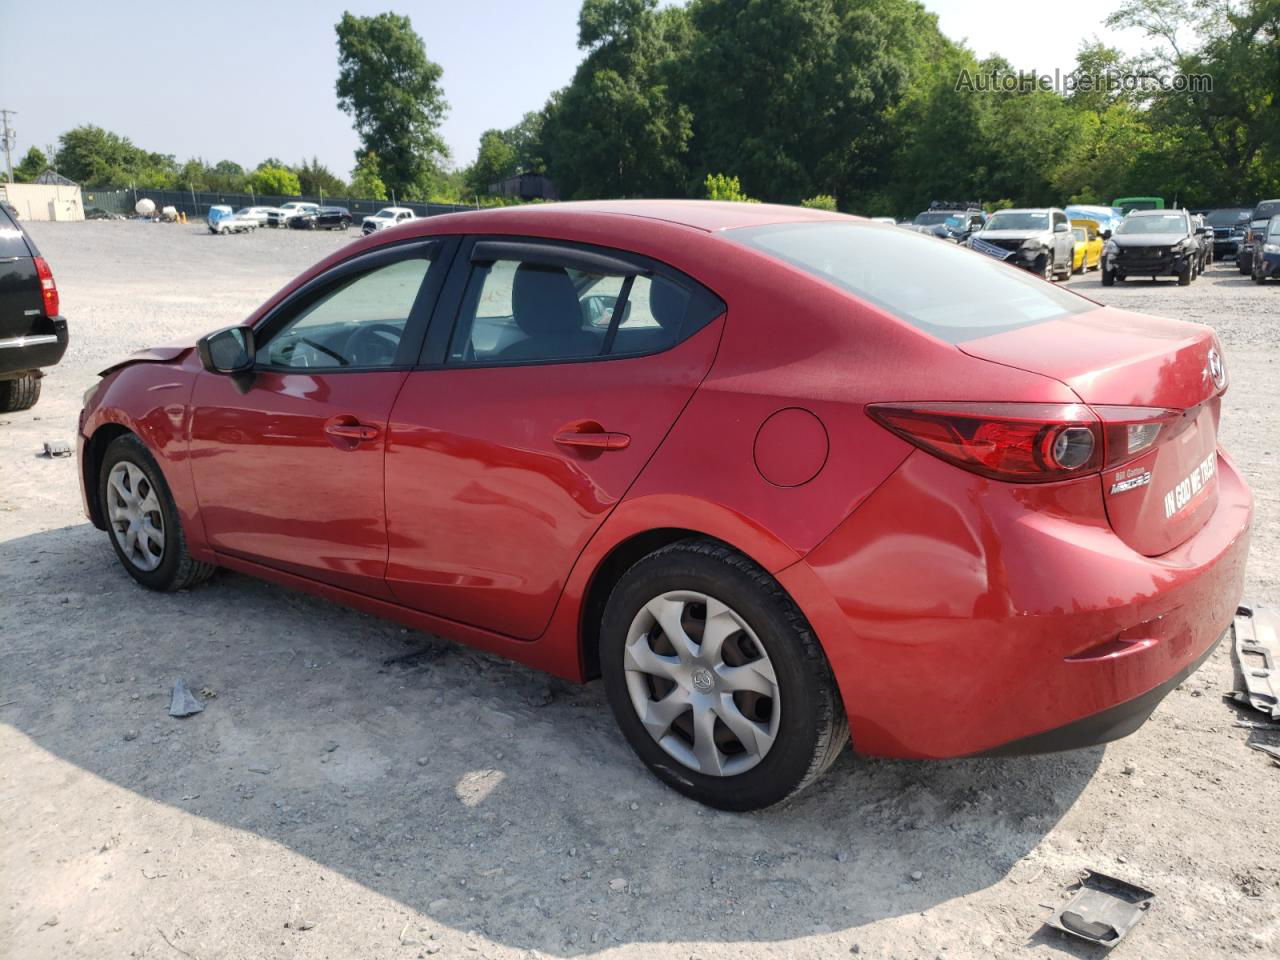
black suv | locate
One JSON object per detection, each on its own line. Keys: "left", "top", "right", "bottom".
{"left": 0, "top": 206, "right": 67, "bottom": 411}
{"left": 1200, "top": 207, "right": 1251, "bottom": 261}
{"left": 288, "top": 206, "right": 353, "bottom": 231}
{"left": 1239, "top": 199, "right": 1280, "bottom": 275}
{"left": 909, "top": 201, "right": 986, "bottom": 242}
{"left": 1101, "top": 209, "right": 1202, "bottom": 286}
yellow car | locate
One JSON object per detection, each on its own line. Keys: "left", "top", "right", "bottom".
{"left": 1071, "top": 219, "right": 1103, "bottom": 273}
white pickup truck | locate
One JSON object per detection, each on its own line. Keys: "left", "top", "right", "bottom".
{"left": 361, "top": 206, "right": 418, "bottom": 235}
{"left": 267, "top": 202, "right": 319, "bottom": 228}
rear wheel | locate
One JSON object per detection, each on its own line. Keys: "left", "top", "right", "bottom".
{"left": 1239, "top": 257, "right": 1252, "bottom": 275}
{"left": 100, "top": 434, "right": 216, "bottom": 591}
{"left": 600, "top": 538, "right": 848, "bottom": 810}
{"left": 0, "top": 373, "right": 41, "bottom": 412}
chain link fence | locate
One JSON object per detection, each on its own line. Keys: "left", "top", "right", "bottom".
{"left": 81, "top": 187, "right": 475, "bottom": 221}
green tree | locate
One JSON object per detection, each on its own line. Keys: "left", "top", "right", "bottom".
{"left": 349, "top": 151, "right": 388, "bottom": 201}
{"left": 297, "top": 156, "right": 347, "bottom": 196}
{"left": 13, "top": 146, "right": 47, "bottom": 182}
{"left": 542, "top": 0, "right": 694, "bottom": 199}
{"left": 704, "top": 172, "right": 757, "bottom": 202}
{"left": 504, "top": 111, "right": 547, "bottom": 174}
{"left": 176, "top": 158, "right": 210, "bottom": 192}
{"left": 207, "top": 160, "right": 247, "bottom": 192}
{"left": 465, "top": 129, "right": 518, "bottom": 196}
{"left": 335, "top": 11, "right": 449, "bottom": 199}
{"left": 800, "top": 194, "right": 838, "bottom": 210}
{"left": 247, "top": 164, "right": 302, "bottom": 196}
{"left": 681, "top": 0, "right": 917, "bottom": 204}
{"left": 54, "top": 125, "right": 177, "bottom": 187}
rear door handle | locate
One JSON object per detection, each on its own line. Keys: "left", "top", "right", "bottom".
{"left": 554, "top": 430, "right": 631, "bottom": 451}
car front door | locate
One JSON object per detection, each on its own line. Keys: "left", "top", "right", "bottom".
{"left": 1052, "top": 211, "right": 1072, "bottom": 265}
{"left": 188, "top": 239, "right": 451, "bottom": 597}
{"left": 383, "top": 238, "right": 726, "bottom": 639}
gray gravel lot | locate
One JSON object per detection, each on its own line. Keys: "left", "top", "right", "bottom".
{"left": 1, "top": 222, "right": 1277, "bottom": 960}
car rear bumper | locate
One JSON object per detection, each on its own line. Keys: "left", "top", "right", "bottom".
{"left": 778, "top": 448, "right": 1252, "bottom": 759}
{"left": 0, "top": 316, "right": 68, "bottom": 377}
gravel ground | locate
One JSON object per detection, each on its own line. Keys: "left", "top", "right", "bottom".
{"left": 1, "top": 222, "right": 1277, "bottom": 960}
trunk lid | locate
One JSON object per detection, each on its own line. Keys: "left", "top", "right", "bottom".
{"left": 960, "top": 306, "right": 1224, "bottom": 556}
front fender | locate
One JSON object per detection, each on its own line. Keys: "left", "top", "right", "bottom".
{"left": 79, "top": 355, "right": 209, "bottom": 559}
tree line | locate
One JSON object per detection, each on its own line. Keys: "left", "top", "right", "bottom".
{"left": 18, "top": 0, "right": 1279, "bottom": 216}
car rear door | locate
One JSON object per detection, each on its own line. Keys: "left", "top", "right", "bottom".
{"left": 383, "top": 237, "right": 726, "bottom": 639}
{"left": 188, "top": 239, "right": 452, "bottom": 596}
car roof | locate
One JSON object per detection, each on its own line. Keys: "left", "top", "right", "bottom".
{"left": 1128, "top": 208, "right": 1185, "bottom": 216}
{"left": 406, "top": 199, "right": 847, "bottom": 234}
{"left": 991, "top": 208, "right": 1055, "bottom": 214}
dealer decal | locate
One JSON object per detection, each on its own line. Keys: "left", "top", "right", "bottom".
{"left": 1162, "top": 454, "right": 1216, "bottom": 519}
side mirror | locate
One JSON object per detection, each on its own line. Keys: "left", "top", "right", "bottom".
{"left": 1101, "top": 229, "right": 1112, "bottom": 240}
{"left": 1053, "top": 222, "right": 1069, "bottom": 233}
{"left": 197, "top": 325, "right": 255, "bottom": 374}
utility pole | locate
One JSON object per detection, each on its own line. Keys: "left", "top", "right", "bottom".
{"left": 0, "top": 109, "right": 16, "bottom": 183}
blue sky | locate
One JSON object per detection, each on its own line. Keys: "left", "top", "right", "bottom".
{"left": 0, "top": 0, "right": 1150, "bottom": 179}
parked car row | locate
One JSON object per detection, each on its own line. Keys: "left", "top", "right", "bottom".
{"left": 205, "top": 202, "right": 421, "bottom": 237}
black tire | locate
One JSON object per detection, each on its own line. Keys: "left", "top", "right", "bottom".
{"left": 99, "top": 434, "right": 216, "bottom": 591}
{"left": 0, "top": 373, "right": 41, "bottom": 412}
{"left": 1101, "top": 268, "right": 1115, "bottom": 287}
{"left": 600, "top": 538, "right": 848, "bottom": 810}
{"left": 1040, "top": 254, "right": 1054, "bottom": 281}
{"left": 1177, "top": 263, "right": 1192, "bottom": 286}
{"left": 1239, "top": 257, "right": 1252, "bottom": 276}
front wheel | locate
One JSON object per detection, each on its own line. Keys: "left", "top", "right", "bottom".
{"left": 100, "top": 434, "right": 216, "bottom": 591}
{"left": 1178, "top": 263, "right": 1192, "bottom": 286}
{"left": 600, "top": 539, "right": 848, "bottom": 810}
{"left": 1101, "top": 267, "right": 1115, "bottom": 287}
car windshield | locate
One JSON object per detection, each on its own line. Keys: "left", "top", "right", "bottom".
{"left": 731, "top": 221, "right": 1094, "bottom": 345}
{"left": 1269, "top": 219, "right": 1280, "bottom": 237}
{"left": 233, "top": 209, "right": 251, "bottom": 216}
{"left": 374, "top": 210, "right": 396, "bottom": 218}
{"left": 913, "top": 212, "right": 953, "bottom": 225}
{"left": 1254, "top": 201, "right": 1280, "bottom": 221}
{"left": 1204, "top": 208, "right": 1250, "bottom": 226}
{"left": 985, "top": 212, "right": 1048, "bottom": 231}
{"left": 1117, "top": 214, "right": 1188, "bottom": 235}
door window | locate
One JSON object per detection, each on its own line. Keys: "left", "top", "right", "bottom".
{"left": 448, "top": 258, "right": 697, "bottom": 365}
{"left": 260, "top": 256, "right": 433, "bottom": 369}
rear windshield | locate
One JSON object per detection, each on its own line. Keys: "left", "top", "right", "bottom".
{"left": 0, "top": 207, "right": 30, "bottom": 258}
{"left": 1204, "top": 208, "right": 1250, "bottom": 226}
{"left": 1117, "top": 213, "right": 1188, "bottom": 235}
{"left": 731, "top": 221, "right": 1094, "bottom": 344}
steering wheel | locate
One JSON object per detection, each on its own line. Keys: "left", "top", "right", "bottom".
{"left": 343, "top": 323, "right": 401, "bottom": 366}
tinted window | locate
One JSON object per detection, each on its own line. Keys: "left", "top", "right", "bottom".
{"left": 262, "top": 256, "right": 432, "bottom": 368}
{"left": 0, "top": 207, "right": 31, "bottom": 258}
{"left": 1116, "top": 214, "right": 1188, "bottom": 235}
{"left": 986, "top": 212, "right": 1048, "bottom": 231}
{"left": 1254, "top": 201, "right": 1280, "bottom": 221}
{"left": 448, "top": 255, "right": 704, "bottom": 365}
{"left": 732, "top": 221, "right": 1094, "bottom": 344}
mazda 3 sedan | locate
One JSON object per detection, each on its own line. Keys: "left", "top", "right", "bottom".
{"left": 79, "top": 201, "right": 1251, "bottom": 810}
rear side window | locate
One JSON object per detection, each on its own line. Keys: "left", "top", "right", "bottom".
{"left": 447, "top": 247, "right": 716, "bottom": 366}
{"left": 0, "top": 207, "right": 30, "bottom": 258}
{"left": 1254, "top": 201, "right": 1280, "bottom": 221}
{"left": 731, "top": 221, "right": 1093, "bottom": 344}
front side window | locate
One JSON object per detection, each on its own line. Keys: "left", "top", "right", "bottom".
{"left": 732, "top": 221, "right": 1094, "bottom": 344}
{"left": 261, "top": 255, "right": 433, "bottom": 369}
{"left": 448, "top": 253, "right": 703, "bottom": 365}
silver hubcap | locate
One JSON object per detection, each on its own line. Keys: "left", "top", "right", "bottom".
{"left": 624, "top": 591, "right": 781, "bottom": 777}
{"left": 106, "top": 461, "right": 165, "bottom": 572}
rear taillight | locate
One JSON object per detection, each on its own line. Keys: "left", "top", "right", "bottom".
{"left": 33, "top": 256, "right": 59, "bottom": 317}
{"left": 868, "top": 401, "right": 1191, "bottom": 483}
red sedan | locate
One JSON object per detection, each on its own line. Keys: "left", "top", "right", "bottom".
{"left": 79, "top": 201, "right": 1251, "bottom": 810}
